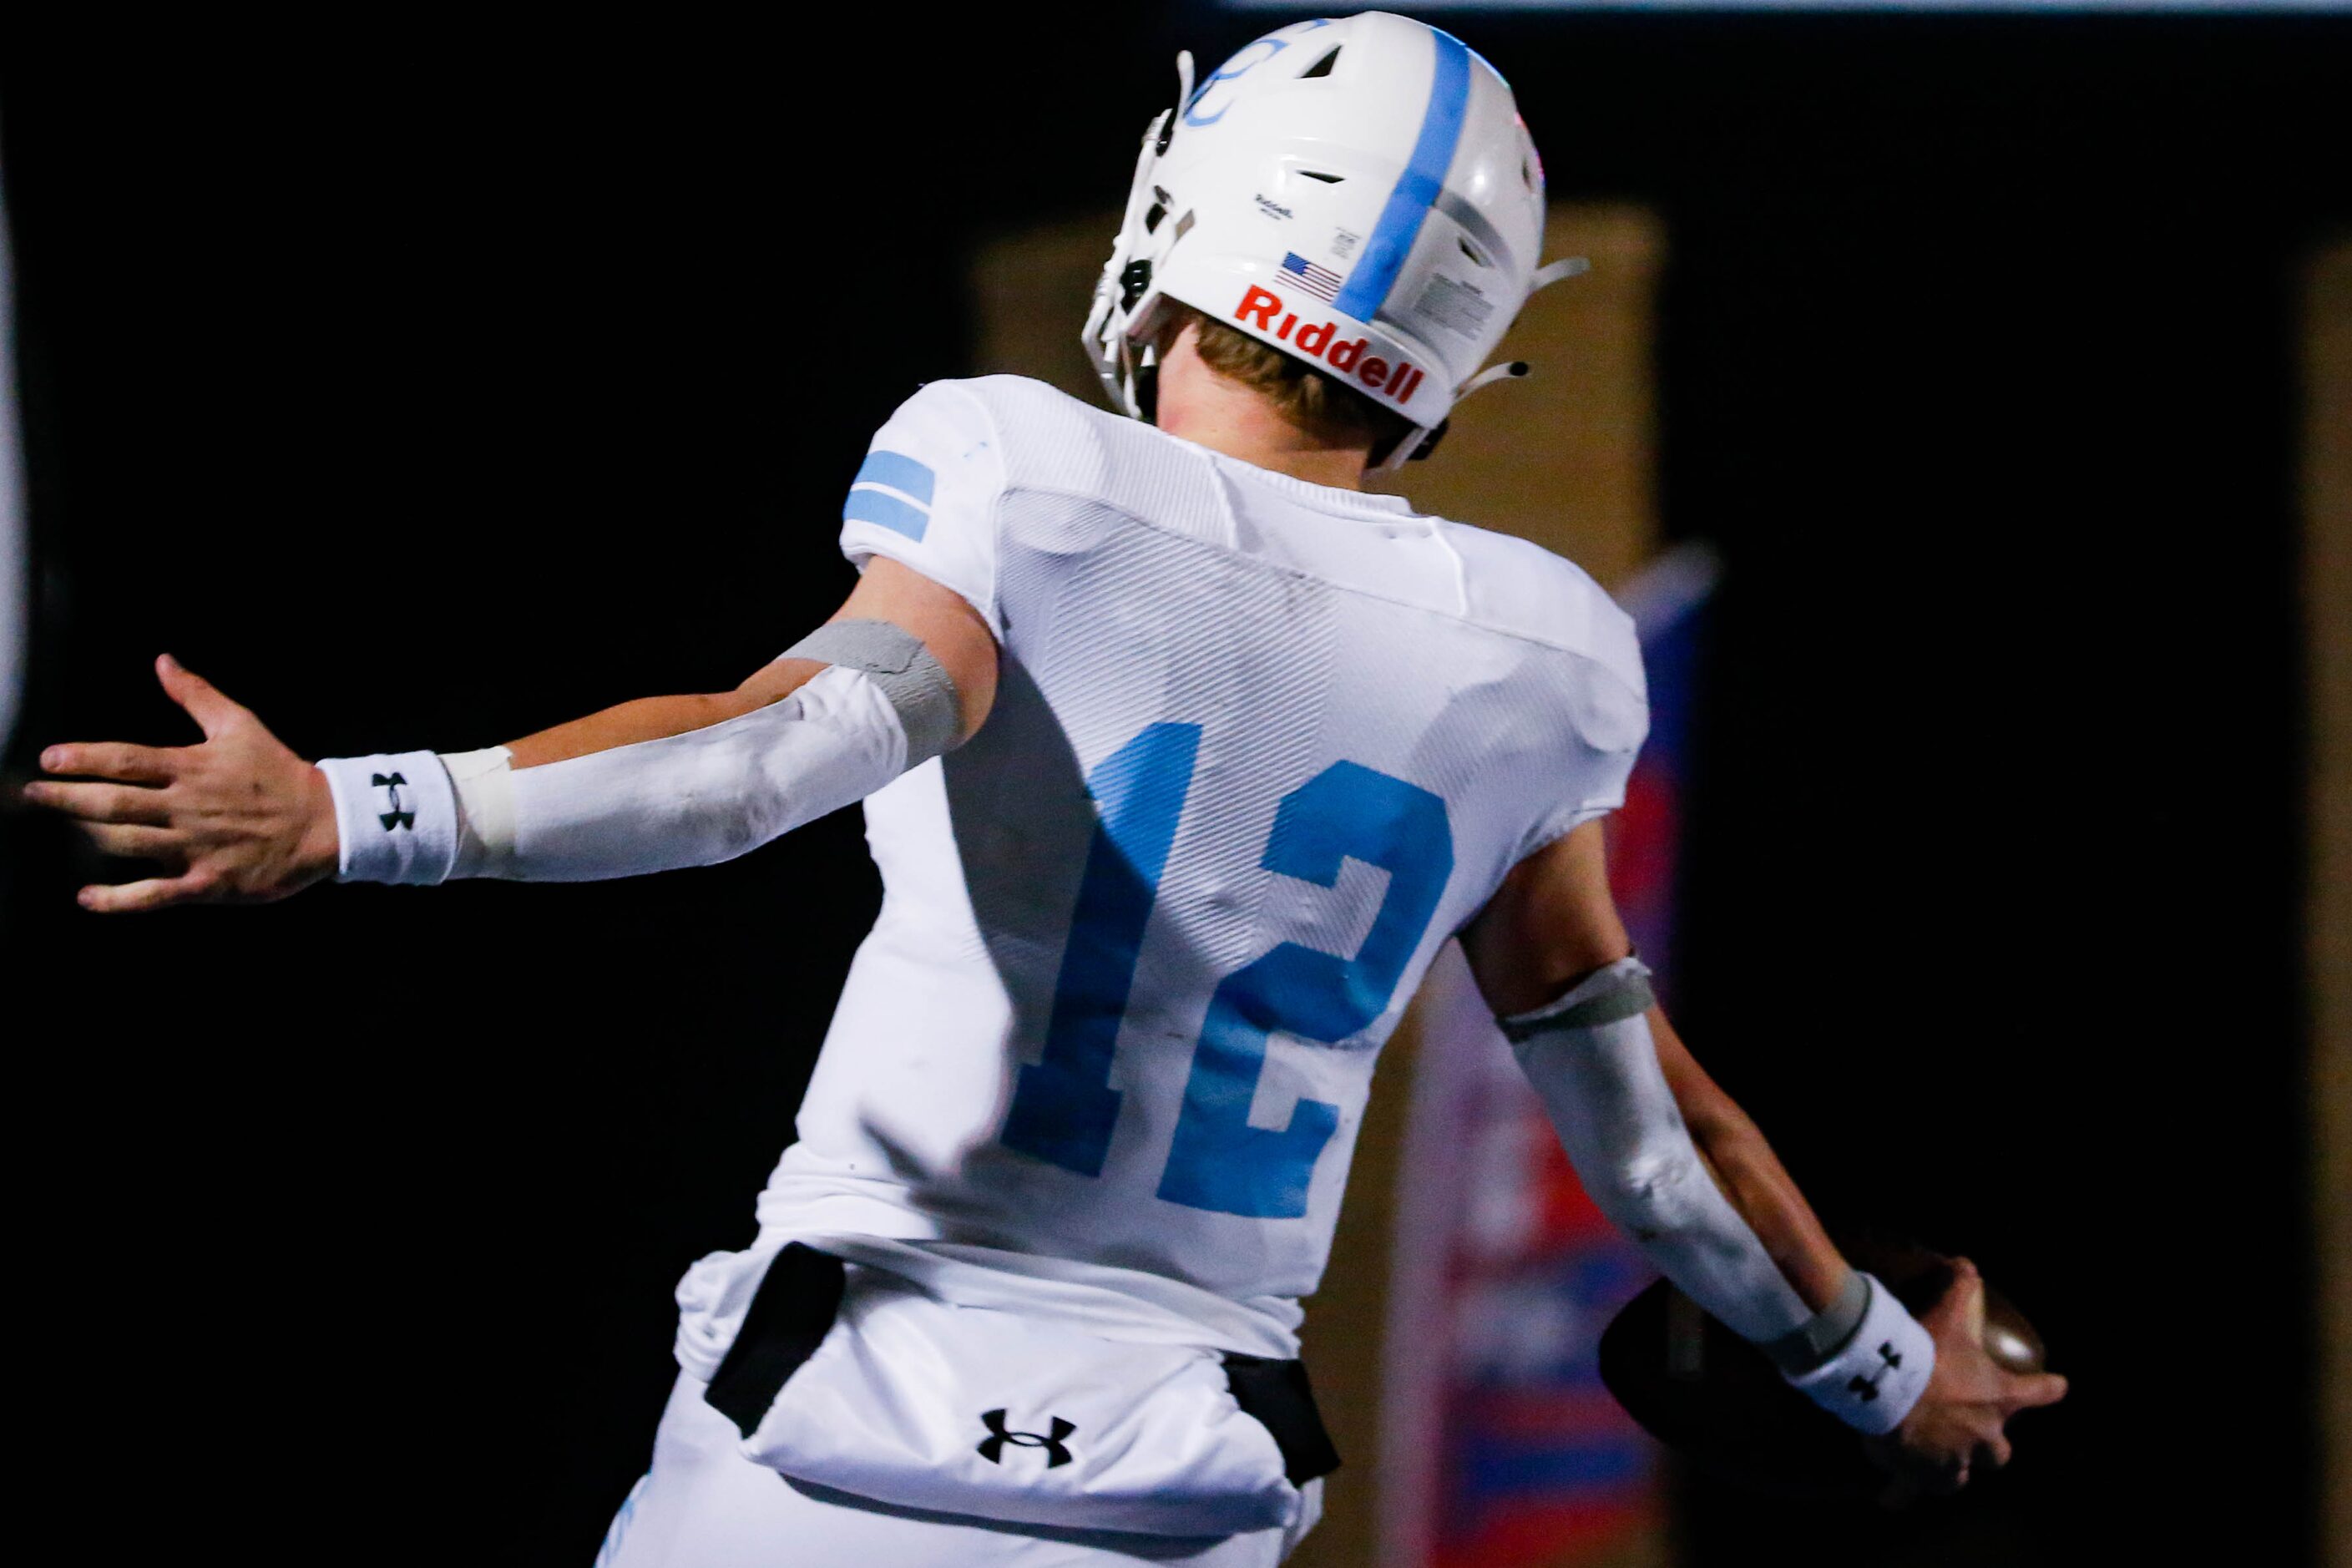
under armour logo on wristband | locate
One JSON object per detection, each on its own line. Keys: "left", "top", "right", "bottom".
{"left": 1847, "top": 1342, "right": 1904, "bottom": 1404}
{"left": 371, "top": 771, "right": 415, "bottom": 832}
{"left": 977, "top": 1409, "right": 1076, "bottom": 1469}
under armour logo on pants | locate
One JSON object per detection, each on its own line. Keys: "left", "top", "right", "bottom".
{"left": 372, "top": 771, "right": 414, "bottom": 831}
{"left": 977, "top": 1409, "right": 1076, "bottom": 1468}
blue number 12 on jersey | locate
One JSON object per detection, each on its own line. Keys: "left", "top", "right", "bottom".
{"left": 999, "top": 721, "right": 1454, "bottom": 1219}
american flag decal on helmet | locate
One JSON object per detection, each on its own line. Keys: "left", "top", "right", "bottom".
{"left": 1278, "top": 253, "right": 1343, "bottom": 303}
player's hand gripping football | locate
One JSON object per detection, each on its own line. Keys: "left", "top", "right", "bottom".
{"left": 21, "top": 655, "right": 339, "bottom": 912}
{"left": 1869, "top": 1257, "right": 2068, "bottom": 1500}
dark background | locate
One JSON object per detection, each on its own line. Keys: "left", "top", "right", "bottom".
{"left": 3, "top": 8, "right": 2343, "bottom": 1563}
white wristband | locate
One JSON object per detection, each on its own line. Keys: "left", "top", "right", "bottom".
{"left": 1782, "top": 1272, "right": 1936, "bottom": 1434}
{"left": 315, "top": 751, "right": 460, "bottom": 886}
{"left": 489, "top": 665, "right": 905, "bottom": 883}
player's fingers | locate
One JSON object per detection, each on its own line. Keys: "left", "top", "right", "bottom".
{"left": 1954, "top": 1262, "right": 1986, "bottom": 1324}
{"left": 1980, "top": 1426, "right": 2015, "bottom": 1469}
{"left": 1925, "top": 1257, "right": 1986, "bottom": 1334}
{"left": 1923, "top": 1452, "right": 1972, "bottom": 1495}
{"left": 77, "top": 870, "right": 213, "bottom": 913}
{"left": 75, "top": 822, "right": 185, "bottom": 863}
{"left": 39, "top": 741, "right": 180, "bottom": 784}
{"left": 2002, "top": 1371, "right": 2070, "bottom": 1410}
{"left": 18, "top": 779, "right": 171, "bottom": 825}
{"left": 154, "top": 653, "right": 250, "bottom": 740}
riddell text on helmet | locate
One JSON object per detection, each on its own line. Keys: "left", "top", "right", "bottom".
{"left": 1235, "top": 286, "right": 1428, "bottom": 404}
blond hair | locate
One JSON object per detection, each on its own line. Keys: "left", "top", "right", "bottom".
{"left": 1162, "top": 301, "right": 1411, "bottom": 451}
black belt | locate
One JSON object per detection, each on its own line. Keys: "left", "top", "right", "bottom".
{"left": 703, "top": 1242, "right": 1341, "bottom": 1487}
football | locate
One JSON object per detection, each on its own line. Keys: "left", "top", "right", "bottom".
{"left": 1596, "top": 1237, "right": 2046, "bottom": 1500}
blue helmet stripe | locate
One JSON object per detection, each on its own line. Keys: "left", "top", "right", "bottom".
{"left": 1330, "top": 28, "right": 1473, "bottom": 324}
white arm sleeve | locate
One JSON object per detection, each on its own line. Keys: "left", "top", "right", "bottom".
{"left": 319, "top": 617, "right": 966, "bottom": 886}
{"left": 473, "top": 664, "right": 900, "bottom": 883}
{"left": 1508, "top": 963, "right": 1813, "bottom": 1345}
{"left": 1505, "top": 958, "right": 1935, "bottom": 1434}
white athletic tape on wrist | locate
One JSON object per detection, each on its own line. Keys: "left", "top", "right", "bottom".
{"left": 487, "top": 663, "right": 908, "bottom": 882}
{"left": 316, "top": 751, "right": 461, "bottom": 886}
{"left": 1500, "top": 958, "right": 1814, "bottom": 1346}
{"left": 1762, "top": 1266, "right": 1871, "bottom": 1375}
{"left": 1782, "top": 1272, "right": 1935, "bottom": 1434}
{"left": 442, "top": 746, "right": 514, "bottom": 878}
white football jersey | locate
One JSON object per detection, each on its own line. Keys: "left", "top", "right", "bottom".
{"left": 753, "top": 376, "right": 1646, "bottom": 1326}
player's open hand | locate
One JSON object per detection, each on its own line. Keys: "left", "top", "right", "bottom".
{"left": 21, "top": 654, "right": 340, "bottom": 913}
{"left": 1869, "top": 1257, "right": 2068, "bottom": 1500}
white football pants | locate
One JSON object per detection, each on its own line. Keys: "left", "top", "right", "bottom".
{"left": 595, "top": 1374, "right": 1317, "bottom": 1567}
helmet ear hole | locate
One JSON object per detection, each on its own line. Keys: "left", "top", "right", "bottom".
{"left": 1300, "top": 46, "right": 1342, "bottom": 78}
{"left": 1299, "top": 170, "right": 1343, "bottom": 185}
{"left": 1120, "top": 260, "right": 1154, "bottom": 311}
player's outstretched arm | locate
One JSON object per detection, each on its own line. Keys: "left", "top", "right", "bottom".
{"left": 23, "top": 558, "right": 995, "bottom": 912}
{"left": 1459, "top": 819, "right": 2065, "bottom": 1490}
{"left": 497, "top": 555, "right": 996, "bottom": 768}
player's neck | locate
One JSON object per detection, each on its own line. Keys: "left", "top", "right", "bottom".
{"left": 1154, "top": 335, "right": 1374, "bottom": 493}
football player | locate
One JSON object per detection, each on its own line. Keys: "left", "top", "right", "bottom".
{"left": 24, "top": 14, "right": 2063, "bottom": 1565}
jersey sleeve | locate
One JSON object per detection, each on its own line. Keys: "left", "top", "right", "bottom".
{"left": 1520, "top": 714, "right": 1644, "bottom": 855}
{"left": 1515, "top": 620, "right": 1651, "bottom": 860}
{"left": 837, "top": 381, "right": 1005, "bottom": 639}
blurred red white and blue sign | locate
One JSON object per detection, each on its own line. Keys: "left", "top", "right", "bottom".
{"left": 1379, "top": 544, "right": 1720, "bottom": 1568}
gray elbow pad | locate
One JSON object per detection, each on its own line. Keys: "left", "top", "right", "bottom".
{"left": 781, "top": 619, "right": 963, "bottom": 766}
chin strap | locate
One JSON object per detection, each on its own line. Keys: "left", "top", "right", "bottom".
{"left": 1132, "top": 346, "right": 1161, "bottom": 427}
{"left": 1393, "top": 362, "right": 1524, "bottom": 466}
{"left": 1531, "top": 255, "right": 1591, "bottom": 291}
{"left": 1456, "top": 359, "right": 1530, "bottom": 400}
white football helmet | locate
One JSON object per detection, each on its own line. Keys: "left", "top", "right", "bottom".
{"left": 1083, "top": 12, "right": 1579, "bottom": 468}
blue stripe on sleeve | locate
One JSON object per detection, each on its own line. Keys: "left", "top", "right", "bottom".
{"left": 1330, "top": 28, "right": 1472, "bottom": 324}
{"left": 842, "top": 487, "right": 930, "bottom": 540}
{"left": 852, "top": 450, "right": 936, "bottom": 507}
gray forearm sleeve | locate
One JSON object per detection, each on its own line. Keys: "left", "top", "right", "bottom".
{"left": 1501, "top": 958, "right": 1814, "bottom": 1345}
